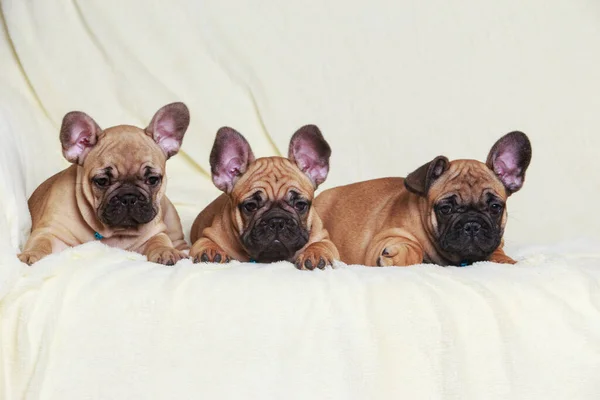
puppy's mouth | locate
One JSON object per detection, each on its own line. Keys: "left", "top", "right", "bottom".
{"left": 242, "top": 209, "right": 309, "bottom": 262}
{"left": 438, "top": 217, "right": 502, "bottom": 264}
{"left": 99, "top": 191, "right": 157, "bottom": 228}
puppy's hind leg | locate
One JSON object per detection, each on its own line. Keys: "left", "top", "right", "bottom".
{"left": 367, "top": 228, "right": 424, "bottom": 267}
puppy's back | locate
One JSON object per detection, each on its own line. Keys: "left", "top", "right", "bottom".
{"left": 314, "top": 177, "right": 408, "bottom": 264}
{"left": 315, "top": 177, "right": 405, "bottom": 217}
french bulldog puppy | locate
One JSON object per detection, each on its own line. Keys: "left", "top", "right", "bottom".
{"left": 315, "top": 131, "right": 532, "bottom": 266}
{"left": 190, "top": 125, "right": 339, "bottom": 270}
{"left": 18, "top": 102, "right": 190, "bottom": 265}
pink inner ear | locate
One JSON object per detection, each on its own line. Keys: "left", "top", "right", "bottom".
{"left": 494, "top": 153, "right": 523, "bottom": 191}
{"left": 64, "top": 121, "right": 95, "bottom": 162}
{"left": 156, "top": 137, "right": 181, "bottom": 157}
{"left": 295, "top": 151, "right": 328, "bottom": 186}
{"left": 213, "top": 157, "right": 244, "bottom": 192}
{"left": 157, "top": 118, "right": 176, "bottom": 137}
{"left": 153, "top": 114, "right": 183, "bottom": 157}
{"left": 210, "top": 127, "right": 254, "bottom": 193}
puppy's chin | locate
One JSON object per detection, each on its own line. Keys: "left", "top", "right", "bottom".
{"left": 244, "top": 235, "right": 309, "bottom": 263}
{"left": 99, "top": 212, "right": 158, "bottom": 229}
{"left": 253, "top": 241, "right": 296, "bottom": 263}
{"left": 440, "top": 242, "right": 497, "bottom": 264}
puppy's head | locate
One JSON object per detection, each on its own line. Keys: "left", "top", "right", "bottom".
{"left": 209, "top": 125, "right": 331, "bottom": 262}
{"left": 404, "top": 131, "right": 532, "bottom": 264}
{"left": 59, "top": 102, "right": 189, "bottom": 229}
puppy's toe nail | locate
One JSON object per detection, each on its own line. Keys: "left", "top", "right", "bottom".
{"left": 304, "top": 258, "right": 314, "bottom": 270}
{"left": 295, "top": 259, "right": 303, "bottom": 269}
{"left": 166, "top": 259, "right": 175, "bottom": 266}
{"left": 214, "top": 254, "right": 222, "bottom": 263}
{"left": 200, "top": 253, "right": 209, "bottom": 262}
{"left": 225, "top": 256, "right": 231, "bottom": 263}
{"left": 317, "top": 257, "right": 326, "bottom": 269}
{"left": 382, "top": 248, "right": 389, "bottom": 256}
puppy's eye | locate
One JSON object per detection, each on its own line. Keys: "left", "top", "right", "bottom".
{"left": 93, "top": 177, "right": 109, "bottom": 188}
{"left": 243, "top": 202, "right": 258, "bottom": 213}
{"left": 294, "top": 201, "right": 309, "bottom": 213}
{"left": 439, "top": 204, "right": 452, "bottom": 215}
{"left": 146, "top": 176, "right": 161, "bottom": 186}
{"left": 490, "top": 203, "right": 503, "bottom": 214}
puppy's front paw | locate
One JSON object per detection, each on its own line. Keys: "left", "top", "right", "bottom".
{"left": 488, "top": 253, "right": 517, "bottom": 264}
{"left": 295, "top": 243, "right": 335, "bottom": 271}
{"left": 376, "top": 240, "right": 422, "bottom": 267}
{"left": 190, "top": 242, "right": 230, "bottom": 264}
{"left": 17, "top": 251, "right": 46, "bottom": 266}
{"left": 147, "top": 246, "right": 187, "bottom": 266}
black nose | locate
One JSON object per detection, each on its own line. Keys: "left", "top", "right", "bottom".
{"left": 268, "top": 217, "right": 286, "bottom": 231}
{"left": 463, "top": 221, "right": 481, "bottom": 236}
{"left": 119, "top": 194, "right": 139, "bottom": 206}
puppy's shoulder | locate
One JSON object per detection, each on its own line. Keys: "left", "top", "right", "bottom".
{"left": 190, "top": 193, "right": 229, "bottom": 241}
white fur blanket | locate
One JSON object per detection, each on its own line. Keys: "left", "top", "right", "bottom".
{"left": 1, "top": 241, "right": 600, "bottom": 399}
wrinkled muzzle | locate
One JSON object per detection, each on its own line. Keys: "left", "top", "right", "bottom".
{"left": 242, "top": 208, "right": 309, "bottom": 262}
{"left": 438, "top": 212, "right": 502, "bottom": 263}
{"left": 99, "top": 187, "right": 157, "bottom": 228}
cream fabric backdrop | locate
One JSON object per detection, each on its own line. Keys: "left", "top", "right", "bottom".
{"left": 1, "top": 0, "right": 599, "bottom": 247}
{"left": 1, "top": 2, "right": 600, "bottom": 400}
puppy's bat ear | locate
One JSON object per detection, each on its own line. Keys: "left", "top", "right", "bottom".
{"left": 60, "top": 111, "right": 102, "bottom": 165}
{"left": 404, "top": 156, "right": 450, "bottom": 196}
{"left": 486, "top": 131, "right": 532, "bottom": 195}
{"left": 145, "top": 102, "right": 190, "bottom": 159}
{"left": 288, "top": 125, "right": 331, "bottom": 188}
{"left": 210, "top": 127, "right": 255, "bottom": 193}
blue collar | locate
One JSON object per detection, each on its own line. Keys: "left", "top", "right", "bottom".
{"left": 94, "top": 232, "right": 104, "bottom": 240}
{"left": 458, "top": 261, "right": 470, "bottom": 267}
{"left": 249, "top": 259, "right": 257, "bottom": 263}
